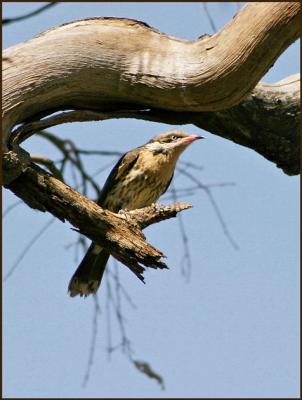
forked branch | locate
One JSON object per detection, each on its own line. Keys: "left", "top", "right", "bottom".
{"left": 4, "top": 151, "right": 191, "bottom": 280}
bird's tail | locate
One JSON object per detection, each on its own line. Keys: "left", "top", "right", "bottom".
{"left": 68, "top": 243, "right": 110, "bottom": 297}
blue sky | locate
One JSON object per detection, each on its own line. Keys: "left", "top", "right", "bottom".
{"left": 3, "top": 2, "right": 300, "bottom": 398}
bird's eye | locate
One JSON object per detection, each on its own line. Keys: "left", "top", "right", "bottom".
{"left": 170, "top": 135, "right": 178, "bottom": 141}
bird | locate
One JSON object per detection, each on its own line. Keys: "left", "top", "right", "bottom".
{"left": 68, "top": 130, "right": 203, "bottom": 297}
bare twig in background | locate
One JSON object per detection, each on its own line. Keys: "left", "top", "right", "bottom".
{"left": 83, "top": 253, "right": 165, "bottom": 388}
{"left": 170, "top": 183, "right": 192, "bottom": 281}
{"left": 105, "top": 272, "right": 113, "bottom": 361}
{"left": 3, "top": 199, "right": 24, "bottom": 218}
{"left": 64, "top": 236, "right": 88, "bottom": 263}
{"left": 3, "top": 218, "right": 55, "bottom": 281}
{"left": 35, "top": 131, "right": 103, "bottom": 198}
{"left": 107, "top": 259, "right": 133, "bottom": 358}
{"left": 82, "top": 295, "right": 102, "bottom": 388}
{"left": 71, "top": 149, "right": 123, "bottom": 157}
{"left": 83, "top": 256, "right": 145, "bottom": 388}
{"left": 176, "top": 167, "right": 239, "bottom": 250}
{"left": 31, "top": 154, "right": 64, "bottom": 181}
{"left": 164, "top": 182, "right": 236, "bottom": 200}
{"left": 179, "top": 160, "right": 204, "bottom": 172}
{"left": 111, "top": 262, "right": 137, "bottom": 310}
{"left": 206, "top": 182, "right": 236, "bottom": 189}
{"left": 3, "top": 2, "right": 59, "bottom": 25}
{"left": 202, "top": 3, "right": 217, "bottom": 33}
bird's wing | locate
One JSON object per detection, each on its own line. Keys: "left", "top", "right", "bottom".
{"left": 161, "top": 172, "right": 174, "bottom": 195}
{"left": 97, "top": 148, "right": 140, "bottom": 206}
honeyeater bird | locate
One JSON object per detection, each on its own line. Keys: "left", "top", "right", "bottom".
{"left": 68, "top": 130, "right": 203, "bottom": 297}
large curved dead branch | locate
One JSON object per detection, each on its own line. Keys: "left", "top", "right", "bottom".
{"left": 7, "top": 73, "right": 300, "bottom": 176}
{"left": 2, "top": 2, "right": 300, "bottom": 146}
{"left": 1, "top": 2, "right": 300, "bottom": 271}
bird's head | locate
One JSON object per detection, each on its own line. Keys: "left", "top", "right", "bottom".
{"left": 145, "top": 130, "right": 204, "bottom": 156}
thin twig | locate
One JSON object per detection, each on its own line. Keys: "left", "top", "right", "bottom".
{"left": 75, "top": 236, "right": 88, "bottom": 263}
{"left": 170, "top": 183, "right": 192, "bottom": 281}
{"left": 106, "top": 260, "right": 133, "bottom": 358}
{"left": 70, "top": 159, "right": 80, "bottom": 192}
{"left": 107, "top": 270, "right": 136, "bottom": 310}
{"left": 3, "top": 218, "right": 55, "bottom": 281}
{"left": 167, "top": 182, "right": 235, "bottom": 195}
{"left": 206, "top": 182, "right": 236, "bottom": 188}
{"left": 178, "top": 160, "right": 204, "bottom": 171}
{"left": 3, "top": 199, "right": 24, "bottom": 218}
{"left": 202, "top": 3, "right": 217, "bottom": 33}
{"left": 82, "top": 295, "right": 102, "bottom": 388}
{"left": 37, "top": 131, "right": 103, "bottom": 197}
{"left": 75, "top": 149, "right": 123, "bottom": 157}
{"left": 31, "top": 154, "right": 64, "bottom": 181}
{"left": 3, "top": 2, "right": 59, "bottom": 25}
{"left": 105, "top": 273, "right": 113, "bottom": 360}
{"left": 10, "top": 110, "right": 148, "bottom": 147}
{"left": 177, "top": 166, "right": 239, "bottom": 250}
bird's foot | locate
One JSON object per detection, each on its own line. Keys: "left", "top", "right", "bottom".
{"left": 118, "top": 208, "right": 131, "bottom": 221}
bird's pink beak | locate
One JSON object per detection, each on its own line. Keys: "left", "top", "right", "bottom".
{"left": 182, "top": 134, "right": 204, "bottom": 143}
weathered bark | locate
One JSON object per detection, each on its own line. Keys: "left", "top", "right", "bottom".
{"left": 134, "top": 75, "right": 300, "bottom": 175}
{"left": 193, "top": 75, "right": 300, "bottom": 175}
{"left": 1, "top": 2, "right": 300, "bottom": 273}
{"left": 4, "top": 151, "right": 191, "bottom": 279}
{"left": 2, "top": 3, "right": 300, "bottom": 151}
{"left": 7, "top": 74, "right": 299, "bottom": 176}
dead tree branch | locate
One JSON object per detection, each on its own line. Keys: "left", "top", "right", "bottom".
{"left": 8, "top": 72, "right": 300, "bottom": 176}
{"left": 2, "top": 3, "right": 300, "bottom": 176}
{"left": 4, "top": 152, "right": 191, "bottom": 280}
{"left": 123, "top": 203, "right": 192, "bottom": 229}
